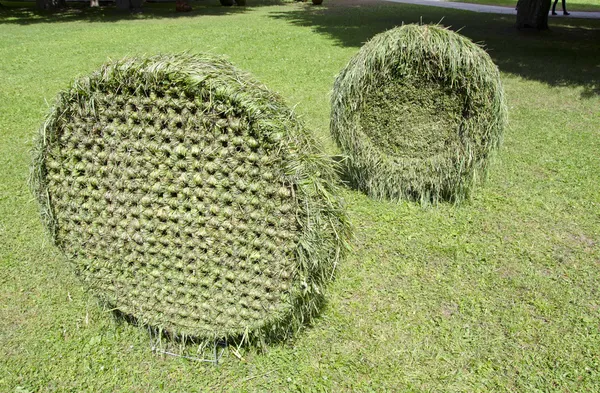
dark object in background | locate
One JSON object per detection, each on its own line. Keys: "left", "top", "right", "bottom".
{"left": 175, "top": 0, "right": 192, "bottom": 11}
{"left": 115, "top": 0, "right": 143, "bottom": 12}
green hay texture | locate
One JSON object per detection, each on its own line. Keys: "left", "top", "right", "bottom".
{"left": 30, "top": 53, "right": 351, "bottom": 345}
{"left": 331, "top": 24, "right": 508, "bottom": 203}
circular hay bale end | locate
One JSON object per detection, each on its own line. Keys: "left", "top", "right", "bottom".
{"left": 31, "top": 54, "right": 350, "bottom": 344}
{"left": 331, "top": 24, "right": 507, "bottom": 203}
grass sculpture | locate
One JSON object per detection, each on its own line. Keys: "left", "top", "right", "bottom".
{"left": 331, "top": 24, "right": 508, "bottom": 203}
{"left": 30, "top": 53, "right": 351, "bottom": 345}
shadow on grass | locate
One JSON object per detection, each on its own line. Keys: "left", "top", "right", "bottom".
{"left": 0, "top": 0, "right": 285, "bottom": 25}
{"left": 269, "top": 1, "right": 600, "bottom": 97}
{"left": 448, "top": 0, "right": 600, "bottom": 12}
{"left": 107, "top": 292, "right": 329, "bottom": 354}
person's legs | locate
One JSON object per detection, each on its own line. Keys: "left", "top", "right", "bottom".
{"left": 562, "top": 0, "right": 570, "bottom": 15}
{"left": 552, "top": 0, "right": 558, "bottom": 14}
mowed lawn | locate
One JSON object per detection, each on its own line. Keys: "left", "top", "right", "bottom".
{"left": 1, "top": 0, "right": 599, "bottom": 391}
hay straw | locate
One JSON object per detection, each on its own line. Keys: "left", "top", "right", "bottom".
{"left": 331, "top": 24, "right": 508, "bottom": 203}
{"left": 30, "top": 53, "right": 351, "bottom": 346}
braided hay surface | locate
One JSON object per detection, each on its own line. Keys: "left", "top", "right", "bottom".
{"left": 31, "top": 54, "right": 351, "bottom": 344}
{"left": 331, "top": 24, "right": 508, "bottom": 203}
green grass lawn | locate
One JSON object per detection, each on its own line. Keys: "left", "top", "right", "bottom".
{"left": 1, "top": 0, "right": 600, "bottom": 391}
{"left": 445, "top": 0, "right": 600, "bottom": 12}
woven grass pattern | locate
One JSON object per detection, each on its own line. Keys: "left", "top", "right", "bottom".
{"left": 331, "top": 24, "right": 508, "bottom": 203}
{"left": 31, "top": 54, "right": 351, "bottom": 343}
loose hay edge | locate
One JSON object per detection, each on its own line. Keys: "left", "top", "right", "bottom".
{"left": 331, "top": 24, "right": 508, "bottom": 204}
{"left": 30, "top": 53, "right": 352, "bottom": 347}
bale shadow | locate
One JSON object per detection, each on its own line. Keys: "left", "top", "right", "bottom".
{"left": 108, "top": 291, "right": 330, "bottom": 358}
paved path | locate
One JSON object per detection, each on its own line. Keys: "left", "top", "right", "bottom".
{"left": 384, "top": 0, "right": 600, "bottom": 19}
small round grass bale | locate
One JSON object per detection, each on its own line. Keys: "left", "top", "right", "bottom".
{"left": 31, "top": 54, "right": 350, "bottom": 344}
{"left": 331, "top": 24, "right": 507, "bottom": 203}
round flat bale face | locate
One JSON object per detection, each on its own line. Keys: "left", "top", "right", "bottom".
{"left": 46, "top": 84, "right": 297, "bottom": 336}
{"left": 359, "top": 77, "right": 464, "bottom": 159}
{"left": 32, "top": 55, "right": 343, "bottom": 341}
{"left": 331, "top": 24, "right": 507, "bottom": 203}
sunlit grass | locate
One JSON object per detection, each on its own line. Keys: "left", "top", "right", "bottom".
{"left": 1, "top": 0, "right": 599, "bottom": 391}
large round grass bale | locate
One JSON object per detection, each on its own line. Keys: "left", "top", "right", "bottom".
{"left": 331, "top": 24, "right": 507, "bottom": 203}
{"left": 31, "top": 54, "right": 350, "bottom": 343}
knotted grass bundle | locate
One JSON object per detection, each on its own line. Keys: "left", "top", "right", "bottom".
{"left": 31, "top": 54, "right": 350, "bottom": 345}
{"left": 331, "top": 24, "right": 507, "bottom": 203}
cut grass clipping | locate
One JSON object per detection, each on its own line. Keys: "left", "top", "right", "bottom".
{"left": 30, "top": 53, "right": 351, "bottom": 346}
{"left": 331, "top": 24, "right": 508, "bottom": 203}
